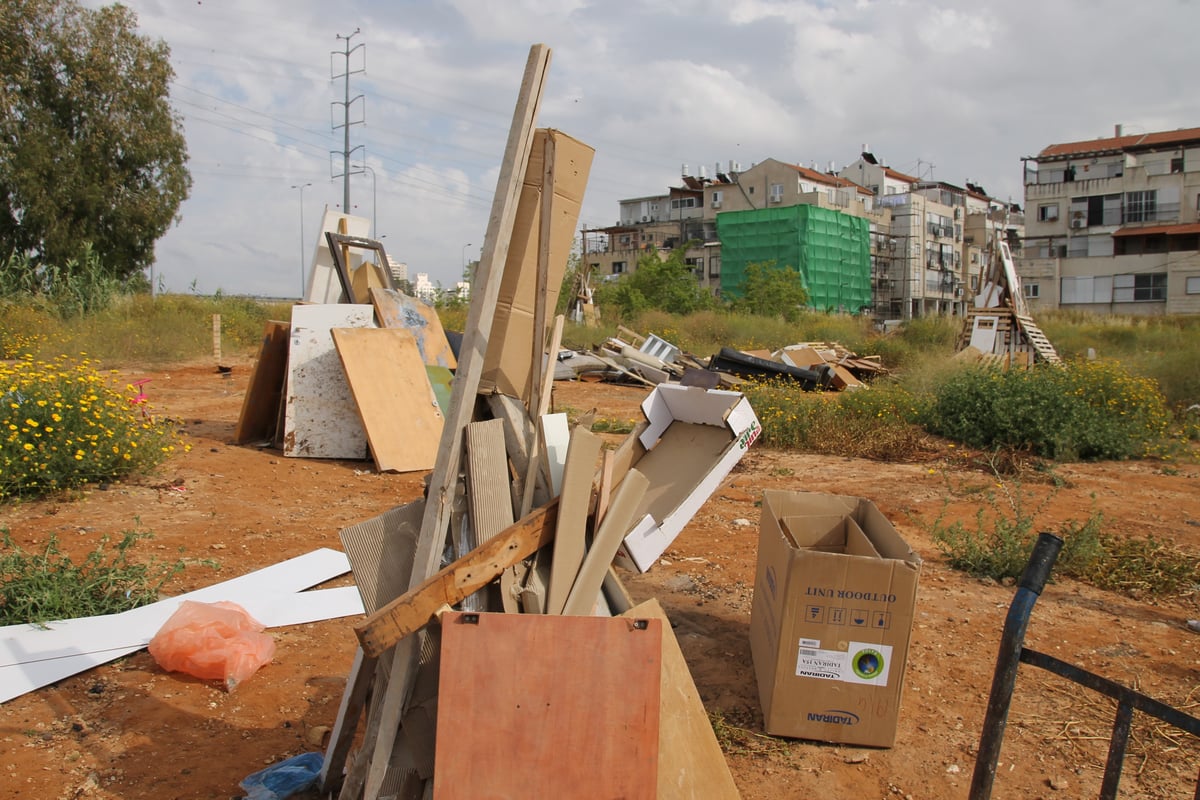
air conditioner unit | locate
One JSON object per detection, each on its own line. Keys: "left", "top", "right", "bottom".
{"left": 711, "top": 200, "right": 722, "bottom": 209}
{"left": 954, "top": 287, "right": 964, "bottom": 297}
{"left": 769, "top": 195, "right": 783, "bottom": 204}
{"left": 1071, "top": 218, "right": 1085, "bottom": 229}
{"left": 641, "top": 216, "right": 650, "bottom": 223}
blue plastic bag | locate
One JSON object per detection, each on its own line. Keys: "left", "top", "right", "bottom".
{"left": 239, "top": 751, "right": 323, "bottom": 800}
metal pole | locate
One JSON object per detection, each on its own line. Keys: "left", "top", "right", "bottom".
{"left": 462, "top": 242, "right": 472, "bottom": 276}
{"left": 969, "top": 532, "right": 1064, "bottom": 800}
{"left": 291, "top": 183, "right": 312, "bottom": 299}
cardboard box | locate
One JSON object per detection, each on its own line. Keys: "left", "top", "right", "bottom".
{"left": 749, "top": 490, "right": 921, "bottom": 747}
{"left": 613, "top": 384, "right": 761, "bottom": 573}
{"left": 479, "top": 129, "right": 595, "bottom": 402}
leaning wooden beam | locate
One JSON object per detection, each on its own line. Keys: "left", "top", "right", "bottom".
{"left": 357, "top": 46, "right": 552, "bottom": 800}
{"left": 411, "top": 43, "right": 550, "bottom": 597}
{"left": 355, "top": 501, "right": 559, "bottom": 658}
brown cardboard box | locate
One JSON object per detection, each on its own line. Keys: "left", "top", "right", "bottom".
{"left": 611, "top": 384, "right": 761, "bottom": 573}
{"left": 479, "top": 129, "right": 595, "bottom": 402}
{"left": 749, "top": 490, "right": 921, "bottom": 747}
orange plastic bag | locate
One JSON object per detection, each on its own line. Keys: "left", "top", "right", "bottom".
{"left": 148, "top": 600, "right": 276, "bottom": 690}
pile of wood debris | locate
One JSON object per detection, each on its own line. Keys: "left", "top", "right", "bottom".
{"left": 559, "top": 328, "right": 887, "bottom": 393}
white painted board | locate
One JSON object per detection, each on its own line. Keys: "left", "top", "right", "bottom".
{"left": 0, "top": 549, "right": 359, "bottom": 703}
{"left": 284, "top": 304, "right": 376, "bottom": 460}
{"left": 305, "top": 208, "right": 372, "bottom": 303}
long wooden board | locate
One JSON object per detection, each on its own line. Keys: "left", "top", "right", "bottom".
{"left": 621, "top": 600, "right": 742, "bottom": 800}
{"left": 331, "top": 327, "right": 443, "bottom": 474}
{"left": 433, "top": 611, "right": 661, "bottom": 799}
{"left": 354, "top": 501, "right": 559, "bottom": 657}
{"left": 546, "top": 425, "right": 602, "bottom": 615}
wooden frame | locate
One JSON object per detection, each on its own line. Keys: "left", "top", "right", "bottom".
{"left": 325, "top": 232, "right": 397, "bottom": 304}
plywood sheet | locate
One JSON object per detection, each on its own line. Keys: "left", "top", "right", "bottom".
{"left": 464, "top": 419, "right": 515, "bottom": 545}
{"left": 434, "top": 612, "right": 661, "bottom": 799}
{"left": 234, "top": 320, "right": 290, "bottom": 444}
{"left": 332, "top": 327, "right": 443, "bottom": 473}
{"left": 621, "top": 600, "right": 741, "bottom": 800}
{"left": 370, "top": 287, "right": 457, "bottom": 369}
{"left": 283, "top": 304, "right": 376, "bottom": 459}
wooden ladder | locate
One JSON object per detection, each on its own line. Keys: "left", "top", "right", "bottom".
{"left": 1014, "top": 314, "right": 1062, "bottom": 364}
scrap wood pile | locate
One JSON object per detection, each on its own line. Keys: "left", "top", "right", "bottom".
{"left": 956, "top": 237, "right": 1061, "bottom": 366}
{"left": 558, "top": 328, "right": 887, "bottom": 393}
{"left": 295, "top": 45, "right": 748, "bottom": 800}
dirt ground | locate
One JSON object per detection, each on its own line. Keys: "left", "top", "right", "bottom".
{"left": 1, "top": 354, "right": 1199, "bottom": 800}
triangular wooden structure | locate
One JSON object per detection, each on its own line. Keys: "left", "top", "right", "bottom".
{"left": 958, "top": 238, "right": 1061, "bottom": 365}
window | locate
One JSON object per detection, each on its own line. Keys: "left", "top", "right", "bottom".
{"left": 685, "top": 257, "right": 704, "bottom": 274}
{"left": 670, "top": 197, "right": 697, "bottom": 210}
{"left": 1187, "top": 276, "right": 1200, "bottom": 294}
{"left": 612, "top": 261, "right": 626, "bottom": 275}
{"left": 1037, "top": 204, "right": 1059, "bottom": 222}
{"left": 711, "top": 190, "right": 723, "bottom": 207}
{"left": 769, "top": 183, "right": 784, "bottom": 202}
{"left": 709, "top": 257, "right": 721, "bottom": 278}
{"left": 1125, "top": 190, "right": 1157, "bottom": 223}
{"left": 1112, "top": 273, "right": 1166, "bottom": 302}
{"left": 1023, "top": 283, "right": 1040, "bottom": 299}
{"left": 1171, "top": 157, "right": 1184, "bottom": 174}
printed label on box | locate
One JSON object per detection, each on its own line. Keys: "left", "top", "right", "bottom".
{"left": 795, "top": 639, "right": 893, "bottom": 686}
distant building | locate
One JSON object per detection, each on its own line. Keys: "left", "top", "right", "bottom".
{"left": 412, "top": 272, "right": 436, "bottom": 303}
{"left": 386, "top": 256, "right": 408, "bottom": 284}
{"left": 1018, "top": 125, "right": 1200, "bottom": 315}
{"left": 583, "top": 151, "right": 1021, "bottom": 319}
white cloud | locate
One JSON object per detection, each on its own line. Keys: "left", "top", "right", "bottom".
{"left": 60, "top": 0, "right": 1200, "bottom": 296}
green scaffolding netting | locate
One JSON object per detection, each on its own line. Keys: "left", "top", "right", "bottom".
{"left": 716, "top": 205, "right": 871, "bottom": 311}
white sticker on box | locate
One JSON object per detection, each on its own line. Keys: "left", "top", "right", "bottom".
{"left": 794, "top": 639, "right": 893, "bottom": 686}
{"left": 795, "top": 638, "right": 843, "bottom": 681}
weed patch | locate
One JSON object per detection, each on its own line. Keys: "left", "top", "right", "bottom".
{"left": 0, "top": 527, "right": 212, "bottom": 625}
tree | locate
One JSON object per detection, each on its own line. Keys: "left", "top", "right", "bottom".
{"left": 594, "top": 243, "right": 716, "bottom": 319}
{"left": 0, "top": 0, "right": 191, "bottom": 283}
{"left": 729, "top": 261, "right": 809, "bottom": 322}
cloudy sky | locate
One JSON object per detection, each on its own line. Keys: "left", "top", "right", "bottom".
{"left": 80, "top": 0, "right": 1198, "bottom": 297}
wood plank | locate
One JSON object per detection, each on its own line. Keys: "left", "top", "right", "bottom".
{"left": 370, "top": 287, "right": 457, "bottom": 369}
{"left": 562, "top": 468, "right": 648, "bottom": 616}
{"left": 433, "top": 611, "right": 661, "bottom": 800}
{"left": 519, "top": 313, "right": 565, "bottom": 516}
{"left": 362, "top": 46, "right": 551, "bottom": 800}
{"left": 545, "top": 426, "right": 602, "bottom": 615}
{"left": 409, "top": 42, "right": 550, "bottom": 594}
{"left": 331, "top": 327, "right": 443, "bottom": 473}
{"left": 464, "top": 419, "right": 515, "bottom": 545}
{"left": 283, "top": 304, "right": 376, "bottom": 460}
{"left": 354, "top": 501, "right": 559, "bottom": 658}
{"left": 234, "top": 320, "right": 290, "bottom": 444}
{"left": 621, "top": 600, "right": 742, "bottom": 800}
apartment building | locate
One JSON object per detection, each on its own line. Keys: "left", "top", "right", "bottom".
{"left": 1018, "top": 125, "right": 1200, "bottom": 315}
{"left": 584, "top": 152, "right": 1020, "bottom": 319}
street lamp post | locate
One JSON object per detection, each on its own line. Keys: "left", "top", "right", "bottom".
{"left": 291, "top": 183, "right": 312, "bottom": 299}
{"left": 461, "top": 242, "right": 473, "bottom": 277}
{"left": 359, "top": 165, "right": 377, "bottom": 236}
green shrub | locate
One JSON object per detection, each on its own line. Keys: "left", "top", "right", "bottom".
{"left": 0, "top": 527, "right": 204, "bottom": 625}
{"left": 921, "top": 359, "right": 1171, "bottom": 461}
{"left": 741, "top": 378, "right": 930, "bottom": 460}
{"left": 0, "top": 354, "right": 186, "bottom": 500}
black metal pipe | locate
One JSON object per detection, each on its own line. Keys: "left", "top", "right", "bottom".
{"left": 1099, "top": 699, "right": 1134, "bottom": 800}
{"left": 968, "top": 532, "right": 1064, "bottom": 800}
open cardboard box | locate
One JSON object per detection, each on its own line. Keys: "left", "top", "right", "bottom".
{"left": 612, "top": 384, "right": 761, "bottom": 573}
{"left": 749, "top": 490, "right": 921, "bottom": 747}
